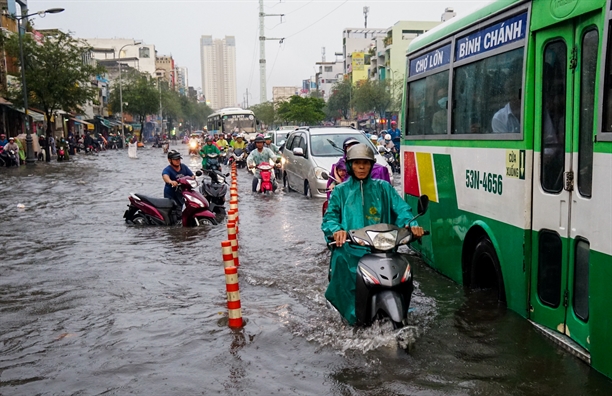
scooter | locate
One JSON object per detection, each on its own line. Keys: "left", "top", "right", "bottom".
{"left": 188, "top": 139, "right": 200, "bottom": 156}
{"left": 123, "top": 172, "right": 218, "bottom": 226}
{"left": 251, "top": 162, "right": 276, "bottom": 193}
{"left": 2, "top": 148, "right": 18, "bottom": 167}
{"left": 200, "top": 168, "right": 229, "bottom": 214}
{"left": 327, "top": 195, "right": 430, "bottom": 329}
{"left": 57, "top": 146, "right": 69, "bottom": 162}
{"left": 229, "top": 148, "right": 247, "bottom": 169}
{"left": 379, "top": 146, "right": 400, "bottom": 174}
{"left": 161, "top": 141, "right": 169, "bottom": 153}
{"left": 204, "top": 153, "right": 222, "bottom": 173}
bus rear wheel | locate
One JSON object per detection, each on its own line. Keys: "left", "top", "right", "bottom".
{"left": 469, "top": 236, "right": 506, "bottom": 303}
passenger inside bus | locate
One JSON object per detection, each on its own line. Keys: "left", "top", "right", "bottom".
{"left": 431, "top": 86, "right": 448, "bottom": 134}
{"left": 492, "top": 59, "right": 523, "bottom": 133}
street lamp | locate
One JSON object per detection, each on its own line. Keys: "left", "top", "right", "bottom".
{"left": 14, "top": 7, "right": 64, "bottom": 164}
{"left": 118, "top": 40, "right": 142, "bottom": 145}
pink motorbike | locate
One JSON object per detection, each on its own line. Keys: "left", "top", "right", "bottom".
{"left": 123, "top": 173, "right": 217, "bottom": 226}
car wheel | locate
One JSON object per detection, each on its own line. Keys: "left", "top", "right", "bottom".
{"left": 304, "top": 181, "right": 312, "bottom": 199}
{"left": 284, "top": 172, "right": 292, "bottom": 192}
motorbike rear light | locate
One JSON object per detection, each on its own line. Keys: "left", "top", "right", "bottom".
{"left": 401, "top": 264, "right": 412, "bottom": 283}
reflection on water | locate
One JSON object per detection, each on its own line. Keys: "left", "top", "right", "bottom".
{"left": 0, "top": 147, "right": 610, "bottom": 394}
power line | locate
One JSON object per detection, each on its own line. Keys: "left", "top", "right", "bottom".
{"left": 267, "top": 42, "right": 284, "bottom": 84}
{"left": 285, "top": 0, "right": 349, "bottom": 39}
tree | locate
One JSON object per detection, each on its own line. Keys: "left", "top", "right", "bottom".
{"left": 250, "top": 101, "right": 275, "bottom": 128}
{"left": 276, "top": 95, "right": 325, "bottom": 125}
{"left": 353, "top": 79, "right": 392, "bottom": 119}
{"left": 4, "top": 30, "right": 105, "bottom": 160}
{"left": 326, "top": 79, "right": 353, "bottom": 120}
{"left": 109, "top": 71, "right": 158, "bottom": 141}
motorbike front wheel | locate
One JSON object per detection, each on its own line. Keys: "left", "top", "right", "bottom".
{"left": 130, "top": 214, "right": 148, "bottom": 225}
{"left": 195, "top": 217, "right": 216, "bottom": 226}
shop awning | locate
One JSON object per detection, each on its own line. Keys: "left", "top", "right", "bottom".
{"left": 12, "top": 107, "right": 45, "bottom": 122}
{"left": 0, "top": 97, "right": 13, "bottom": 106}
{"left": 69, "top": 117, "right": 95, "bottom": 130}
{"left": 98, "top": 118, "right": 113, "bottom": 128}
{"left": 106, "top": 119, "right": 122, "bottom": 127}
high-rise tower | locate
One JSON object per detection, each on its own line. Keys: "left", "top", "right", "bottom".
{"left": 200, "top": 35, "right": 237, "bottom": 110}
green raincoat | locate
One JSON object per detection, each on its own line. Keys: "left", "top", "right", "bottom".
{"left": 199, "top": 143, "right": 220, "bottom": 169}
{"left": 321, "top": 176, "right": 417, "bottom": 325}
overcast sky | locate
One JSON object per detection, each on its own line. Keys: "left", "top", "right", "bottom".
{"left": 28, "top": 0, "right": 493, "bottom": 106}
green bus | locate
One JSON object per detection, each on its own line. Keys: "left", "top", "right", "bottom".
{"left": 401, "top": 0, "right": 612, "bottom": 379}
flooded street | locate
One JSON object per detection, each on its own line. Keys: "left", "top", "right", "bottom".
{"left": 1, "top": 145, "right": 611, "bottom": 395}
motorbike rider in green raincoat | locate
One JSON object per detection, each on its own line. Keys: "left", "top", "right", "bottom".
{"left": 321, "top": 144, "right": 424, "bottom": 325}
{"left": 199, "top": 136, "right": 220, "bottom": 169}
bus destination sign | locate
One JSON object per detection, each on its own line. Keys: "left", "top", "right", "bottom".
{"left": 455, "top": 12, "right": 527, "bottom": 62}
{"left": 409, "top": 44, "right": 451, "bottom": 77}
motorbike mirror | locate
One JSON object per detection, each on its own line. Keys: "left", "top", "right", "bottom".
{"left": 225, "top": 173, "right": 230, "bottom": 177}
{"left": 321, "top": 171, "right": 329, "bottom": 180}
{"left": 195, "top": 171, "right": 203, "bottom": 177}
{"left": 417, "top": 195, "right": 429, "bottom": 215}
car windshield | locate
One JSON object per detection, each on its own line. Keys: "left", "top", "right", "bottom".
{"left": 309, "top": 133, "right": 374, "bottom": 157}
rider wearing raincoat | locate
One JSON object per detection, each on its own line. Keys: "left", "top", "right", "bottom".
{"left": 321, "top": 144, "right": 424, "bottom": 325}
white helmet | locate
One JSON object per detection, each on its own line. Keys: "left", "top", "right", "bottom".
{"left": 370, "top": 134, "right": 378, "bottom": 141}
{"left": 384, "top": 134, "right": 392, "bottom": 141}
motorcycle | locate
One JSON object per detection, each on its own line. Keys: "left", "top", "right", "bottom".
{"left": 327, "top": 195, "right": 430, "bottom": 329}
{"left": 188, "top": 139, "right": 200, "bottom": 156}
{"left": 123, "top": 171, "right": 218, "bottom": 226}
{"left": 379, "top": 146, "right": 400, "bottom": 174}
{"left": 273, "top": 155, "right": 282, "bottom": 180}
{"left": 218, "top": 147, "right": 228, "bottom": 165}
{"left": 1, "top": 148, "right": 19, "bottom": 167}
{"left": 204, "top": 152, "right": 222, "bottom": 173}
{"left": 162, "top": 140, "right": 170, "bottom": 153}
{"left": 250, "top": 162, "right": 277, "bottom": 193}
{"left": 228, "top": 148, "right": 247, "bottom": 169}
{"left": 57, "top": 146, "right": 69, "bottom": 162}
{"left": 200, "top": 168, "right": 229, "bottom": 214}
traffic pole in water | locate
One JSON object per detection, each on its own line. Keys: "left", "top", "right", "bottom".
{"left": 221, "top": 240, "right": 234, "bottom": 268}
{"left": 227, "top": 221, "right": 239, "bottom": 250}
{"left": 225, "top": 266, "right": 243, "bottom": 329}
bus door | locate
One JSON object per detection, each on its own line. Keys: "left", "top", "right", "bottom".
{"left": 530, "top": 15, "right": 600, "bottom": 352}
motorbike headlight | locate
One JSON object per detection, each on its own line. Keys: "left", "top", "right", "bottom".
{"left": 367, "top": 230, "right": 398, "bottom": 251}
{"left": 401, "top": 264, "right": 412, "bottom": 283}
{"left": 314, "top": 167, "right": 327, "bottom": 180}
{"left": 188, "top": 179, "right": 198, "bottom": 189}
{"left": 185, "top": 194, "right": 204, "bottom": 207}
{"left": 217, "top": 176, "right": 225, "bottom": 183}
{"left": 281, "top": 157, "right": 286, "bottom": 165}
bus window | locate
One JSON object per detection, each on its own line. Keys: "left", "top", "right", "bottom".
{"left": 540, "top": 41, "right": 567, "bottom": 194}
{"left": 578, "top": 29, "right": 598, "bottom": 198}
{"left": 452, "top": 48, "right": 524, "bottom": 134}
{"left": 406, "top": 71, "right": 449, "bottom": 135}
{"left": 538, "top": 230, "right": 563, "bottom": 308}
{"left": 573, "top": 238, "right": 590, "bottom": 321}
{"left": 603, "top": 23, "right": 612, "bottom": 131}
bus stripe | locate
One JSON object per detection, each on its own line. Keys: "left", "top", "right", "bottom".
{"left": 416, "top": 152, "right": 438, "bottom": 203}
{"left": 403, "top": 151, "right": 420, "bottom": 197}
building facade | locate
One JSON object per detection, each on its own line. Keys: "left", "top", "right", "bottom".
{"left": 85, "top": 38, "right": 157, "bottom": 77}
{"left": 315, "top": 53, "right": 344, "bottom": 101}
{"left": 200, "top": 35, "right": 237, "bottom": 110}
{"left": 342, "top": 28, "right": 387, "bottom": 84}
{"left": 175, "top": 66, "right": 188, "bottom": 96}
{"left": 155, "top": 55, "right": 175, "bottom": 90}
{"left": 272, "top": 86, "right": 299, "bottom": 103}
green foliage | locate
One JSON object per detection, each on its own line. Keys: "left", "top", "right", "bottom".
{"left": 180, "top": 96, "right": 213, "bottom": 130}
{"left": 250, "top": 101, "right": 275, "bottom": 127}
{"left": 326, "top": 79, "right": 353, "bottom": 120}
{"left": 276, "top": 95, "right": 325, "bottom": 125}
{"left": 109, "top": 72, "right": 158, "bottom": 139}
{"left": 4, "top": 30, "right": 105, "bottom": 128}
{"left": 352, "top": 79, "right": 392, "bottom": 119}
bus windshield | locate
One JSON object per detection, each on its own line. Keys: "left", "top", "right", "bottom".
{"left": 223, "top": 115, "right": 255, "bottom": 133}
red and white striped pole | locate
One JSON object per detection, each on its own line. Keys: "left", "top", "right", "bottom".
{"left": 225, "top": 266, "right": 243, "bottom": 329}
{"left": 227, "top": 222, "right": 240, "bottom": 267}
{"left": 221, "top": 240, "right": 234, "bottom": 268}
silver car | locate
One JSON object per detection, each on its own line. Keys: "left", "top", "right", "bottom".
{"left": 281, "top": 127, "right": 391, "bottom": 198}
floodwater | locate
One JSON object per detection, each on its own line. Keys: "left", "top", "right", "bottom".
{"left": 1, "top": 145, "right": 611, "bottom": 395}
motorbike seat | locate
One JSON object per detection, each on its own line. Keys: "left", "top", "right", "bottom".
{"left": 135, "top": 194, "right": 176, "bottom": 209}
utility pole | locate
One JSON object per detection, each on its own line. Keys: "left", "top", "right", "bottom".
{"left": 245, "top": 88, "right": 249, "bottom": 108}
{"left": 259, "top": 0, "right": 284, "bottom": 104}
{"left": 363, "top": 6, "right": 369, "bottom": 29}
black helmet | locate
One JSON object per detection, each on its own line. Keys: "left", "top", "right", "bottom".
{"left": 342, "top": 137, "right": 361, "bottom": 153}
{"left": 168, "top": 150, "right": 182, "bottom": 160}
{"left": 254, "top": 136, "right": 265, "bottom": 143}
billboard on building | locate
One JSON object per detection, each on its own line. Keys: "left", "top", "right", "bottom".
{"left": 352, "top": 52, "right": 365, "bottom": 71}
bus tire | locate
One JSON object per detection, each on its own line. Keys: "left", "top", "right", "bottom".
{"left": 470, "top": 236, "right": 506, "bottom": 303}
